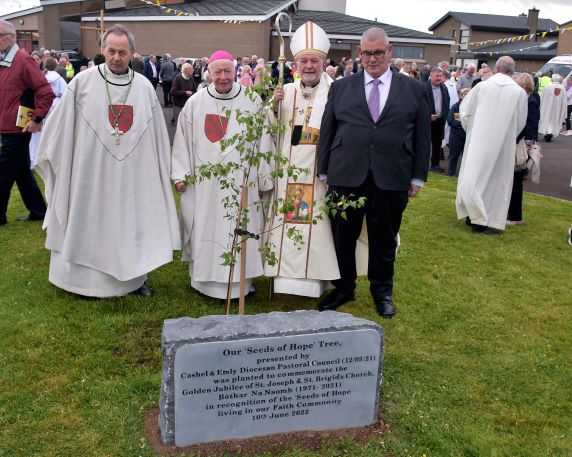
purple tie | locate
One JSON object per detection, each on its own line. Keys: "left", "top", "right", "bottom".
{"left": 368, "top": 79, "right": 381, "bottom": 121}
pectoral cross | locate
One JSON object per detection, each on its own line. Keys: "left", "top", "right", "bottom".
{"left": 111, "top": 123, "right": 124, "bottom": 145}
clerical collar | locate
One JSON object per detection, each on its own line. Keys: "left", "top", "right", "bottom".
{"left": 207, "top": 82, "right": 242, "bottom": 100}
{"left": 97, "top": 64, "right": 134, "bottom": 86}
{"left": 300, "top": 78, "right": 320, "bottom": 99}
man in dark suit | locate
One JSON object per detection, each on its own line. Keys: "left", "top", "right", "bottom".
{"left": 317, "top": 27, "right": 430, "bottom": 318}
{"left": 143, "top": 55, "right": 159, "bottom": 89}
{"left": 425, "top": 67, "right": 450, "bottom": 172}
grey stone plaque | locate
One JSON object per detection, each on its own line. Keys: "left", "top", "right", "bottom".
{"left": 159, "top": 311, "right": 384, "bottom": 447}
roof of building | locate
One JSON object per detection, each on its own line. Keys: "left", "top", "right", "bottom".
{"left": 429, "top": 11, "right": 559, "bottom": 33}
{"left": 280, "top": 9, "right": 450, "bottom": 42}
{"left": 456, "top": 39, "right": 558, "bottom": 61}
{"left": 86, "top": 0, "right": 296, "bottom": 19}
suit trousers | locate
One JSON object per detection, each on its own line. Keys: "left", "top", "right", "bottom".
{"left": 161, "top": 80, "right": 173, "bottom": 106}
{"left": 508, "top": 170, "right": 526, "bottom": 222}
{"left": 0, "top": 133, "right": 47, "bottom": 222}
{"left": 328, "top": 173, "right": 409, "bottom": 297}
{"left": 430, "top": 118, "right": 445, "bottom": 166}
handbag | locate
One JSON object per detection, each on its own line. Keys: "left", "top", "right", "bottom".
{"left": 514, "top": 139, "right": 528, "bottom": 171}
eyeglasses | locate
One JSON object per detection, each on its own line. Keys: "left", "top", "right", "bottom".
{"left": 0, "top": 32, "right": 14, "bottom": 37}
{"left": 360, "top": 50, "right": 386, "bottom": 59}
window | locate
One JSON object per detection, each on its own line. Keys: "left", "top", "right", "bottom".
{"left": 452, "top": 30, "right": 456, "bottom": 40}
{"left": 392, "top": 46, "right": 424, "bottom": 59}
{"left": 459, "top": 29, "right": 470, "bottom": 50}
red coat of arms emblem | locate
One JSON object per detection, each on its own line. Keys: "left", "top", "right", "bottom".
{"left": 204, "top": 114, "right": 228, "bottom": 143}
{"left": 554, "top": 88, "right": 561, "bottom": 96}
{"left": 108, "top": 105, "right": 134, "bottom": 132}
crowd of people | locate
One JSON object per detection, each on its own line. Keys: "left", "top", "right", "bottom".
{"left": 1, "top": 18, "right": 571, "bottom": 312}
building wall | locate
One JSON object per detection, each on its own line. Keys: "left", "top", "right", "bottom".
{"left": 5, "top": 13, "right": 40, "bottom": 31}
{"left": 557, "top": 22, "right": 572, "bottom": 55}
{"left": 42, "top": 4, "right": 62, "bottom": 50}
{"left": 431, "top": 16, "right": 461, "bottom": 62}
{"left": 422, "top": 43, "right": 451, "bottom": 66}
{"left": 82, "top": 20, "right": 272, "bottom": 60}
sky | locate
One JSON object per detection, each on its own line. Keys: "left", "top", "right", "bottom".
{"left": 1, "top": 0, "right": 572, "bottom": 33}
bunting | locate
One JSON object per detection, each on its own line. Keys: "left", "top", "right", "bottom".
{"left": 455, "top": 45, "right": 546, "bottom": 56}
{"left": 458, "top": 25, "right": 572, "bottom": 49}
{"left": 138, "top": 0, "right": 263, "bottom": 23}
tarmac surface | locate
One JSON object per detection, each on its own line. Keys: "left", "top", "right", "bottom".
{"left": 158, "top": 86, "right": 572, "bottom": 203}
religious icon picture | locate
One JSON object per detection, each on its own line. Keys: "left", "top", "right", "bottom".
{"left": 285, "top": 184, "right": 313, "bottom": 224}
{"left": 298, "top": 107, "right": 320, "bottom": 145}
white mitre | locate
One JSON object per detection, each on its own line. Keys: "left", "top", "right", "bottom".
{"left": 290, "top": 21, "right": 330, "bottom": 59}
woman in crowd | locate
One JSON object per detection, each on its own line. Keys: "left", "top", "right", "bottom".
{"left": 563, "top": 75, "right": 572, "bottom": 136}
{"left": 507, "top": 73, "right": 540, "bottom": 226}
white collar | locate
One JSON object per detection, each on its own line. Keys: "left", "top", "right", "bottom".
{"left": 0, "top": 43, "right": 19, "bottom": 68}
{"left": 364, "top": 67, "right": 392, "bottom": 86}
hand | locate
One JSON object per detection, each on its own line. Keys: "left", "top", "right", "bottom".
{"left": 175, "top": 182, "right": 187, "bottom": 193}
{"left": 431, "top": 114, "right": 438, "bottom": 122}
{"left": 273, "top": 85, "right": 284, "bottom": 102}
{"left": 408, "top": 184, "right": 420, "bottom": 197}
{"left": 23, "top": 120, "right": 42, "bottom": 133}
{"left": 186, "top": 91, "right": 193, "bottom": 96}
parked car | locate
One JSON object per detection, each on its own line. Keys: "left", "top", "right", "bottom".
{"left": 54, "top": 50, "right": 89, "bottom": 73}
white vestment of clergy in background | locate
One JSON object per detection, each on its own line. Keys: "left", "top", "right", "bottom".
{"left": 539, "top": 82, "right": 568, "bottom": 137}
{"left": 35, "top": 64, "right": 180, "bottom": 297}
{"left": 456, "top": 73, "right": 527, "bottom": 230}
{"left": 442, "top": 78, "right": 459, "bottom": 147}
{"left": 171, "top": 82, "right": 273, "bottom": 299}
{"left": 29, "top": 70, "right": 68, "bottom": 168}
{"left": 264, "top": 73, "right": 340, "bottom": 297}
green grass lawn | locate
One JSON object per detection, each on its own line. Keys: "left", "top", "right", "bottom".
{"left": 1, "top": 174, "right": 571, "bottom": 457}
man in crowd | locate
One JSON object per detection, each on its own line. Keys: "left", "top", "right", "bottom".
{"left": 130, "top": 52, "right": 144, "bottom": 74}
{"left": 266, "top": 21, "right": 340, "bottom": 298}
{"left": 457, "top": 63, "right": 476, "bottom": 90}
{"left": 471, "top": 65, "right": 492, "bottom": 87}
{"left": 35, "top": 24, "right": 180, "bottom": 298}
{"left": 159, "top": 53, "right": 175, "bottom": 107}
{"left": 170, "top": 62, "right": 196, "bottom": 124}
{"left": 539, "top": 74, "right": 567, "bottom": 142}
{"left": 456, "top": 56, "right": 527, "bottom": 235}
{"left": 171, "top": 50, "right": 273, "bottom": 299}
{"left": 0, "top": 19, "right": 53, "bottom": 227}
{"left": 317, "top": 27, "right": 430, "bottom": 317}
{"left": 425, "top": 67, "right": 450, "bottom": 172}
{"left": 60, "top": 52, "right": 75, "bottom": 81}
{"left": 144, "top": 54, "right": 159, "bottom": 89}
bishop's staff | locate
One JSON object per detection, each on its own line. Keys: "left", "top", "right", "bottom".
{"left": 268, "top": 12, "right": 292, "bottom": 300}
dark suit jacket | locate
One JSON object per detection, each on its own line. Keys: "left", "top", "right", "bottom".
{"left": 143, "top": 60, "right": 159, "bottom": 81}
{"left": 317, "top": 68, "right": 431, "bottom": 191}
{"left": 424, "top": 81, "right": 450, "bottom": 119}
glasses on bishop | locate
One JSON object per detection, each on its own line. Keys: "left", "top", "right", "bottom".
{"left": 360, "top": 50, "right": 386, "bottom": 59}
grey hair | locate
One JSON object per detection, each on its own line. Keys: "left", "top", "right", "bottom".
{"left": 430, "top": 66, "right": 443, "bottom": 74}
{"left": 101, "top": 24, "right": 136, "bottom": 50}
{"left": 495, "top": 56, "right": 516, "bottom": 75}
{"left": 181, "top": 62, "right": 192, "bottom": 71}
{"left": 0, "top": 19, "right": 16, "bottom": 35}
{"left": 361, "top": 27, "right": 389, "bottom": 45}
{"left": 552, "top": 73, "right": 562, "bottom": 83}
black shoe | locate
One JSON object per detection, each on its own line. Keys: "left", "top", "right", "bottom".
{"left": 544, "top": 134, "right": 552, "bottom": 142}
{"left": 17, "top": 213, "right": 44, "bottom": 222}
{"left": 318, "top": 290, "right": 354, "bottom": 311}
{"left": 430, "top": 165, "right": 445, "bottom": 172}
{"left": 131, "top": 282, "right": 152, "bottom": 297}
{"left": 472, "top": 226, "right": 499, "bottom": 236}
{"left": 465, "top": 217, "right": 473, "bottom": 227}
{"left": 373, "top": 295, "right": 395, "bottom": 318}
{"left": 0, "top": 218, "right": 6, "bottom": 226}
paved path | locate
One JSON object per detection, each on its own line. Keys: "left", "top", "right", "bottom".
{"left": 158, "top": 85, "right": 572, "bottom": 203}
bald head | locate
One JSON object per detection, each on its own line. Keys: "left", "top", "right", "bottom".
{"left": 361, "top": 27, "right": 389, "bottom": 44}
{"left": 495, "top": 56, "right": 516, "bottom": 76}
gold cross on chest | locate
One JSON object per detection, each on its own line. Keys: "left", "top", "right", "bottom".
{"left": 111, "top": 123, "right": 124, "bottom": 145}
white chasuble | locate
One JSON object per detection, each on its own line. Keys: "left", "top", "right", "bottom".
{"left": 171, "top": 83, "right": 273, "bottom": 299}
{"left": 36, "top": 64, "right": 180, "bottom": 297}
{"left": 264, "top": 74, "right": 340, "bottom": 297}
{"left": 539, "top": 83, "right": 568, "bottom": 137}
{"left": 456, "top": 73, "right": 527, "bottom": 230}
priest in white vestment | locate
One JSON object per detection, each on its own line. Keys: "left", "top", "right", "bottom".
{"left": 538, "top": 74, "right": 568, "bottom": 142}
{"left": 171, "top": 51, "right": 273, "bottom": 299}
{"left": 35, "top": 25, "right": 180, "bottom": 298}
{"left": 265, "top": 21, "right": 340, "bottom": 298}
{"left": 456, "top": 56, "right": 527, "bottom": 233}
